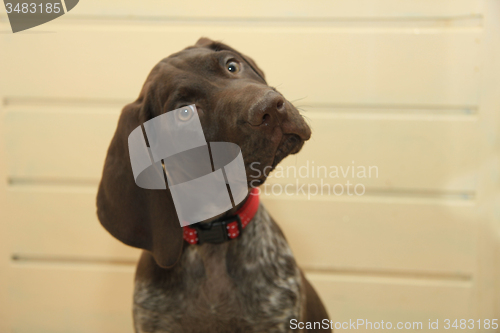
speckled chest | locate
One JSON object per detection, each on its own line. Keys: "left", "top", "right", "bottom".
{"left": 133, "top": 204, "right": 303, "bottom": 333}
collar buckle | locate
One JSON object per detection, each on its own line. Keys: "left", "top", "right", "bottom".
{"left": 193, "top": 215, "right": 242, "bottom": 244}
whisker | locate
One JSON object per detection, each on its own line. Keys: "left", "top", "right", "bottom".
{"left": 301, "top": 114, "right": 312, "bottom": 122}
{"left": 301, "top": 114, "right": 314, "bottom": 131}
{"left": 290, "top": 96, "right": 308, "bottom": 104}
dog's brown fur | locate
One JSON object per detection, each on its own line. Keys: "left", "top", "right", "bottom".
{"left": 97, "top": 37, "right": 331, "bottom": 332}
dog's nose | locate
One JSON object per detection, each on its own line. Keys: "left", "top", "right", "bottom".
{"left": 248, "top": 91, "right": 311, "bottom": 141}
{"left": 249, "top": 92, "right": 286, "bottom": 127}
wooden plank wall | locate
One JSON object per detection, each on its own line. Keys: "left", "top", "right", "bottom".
{"left": 1, "top": 1, "right": 499, "bottom": 332}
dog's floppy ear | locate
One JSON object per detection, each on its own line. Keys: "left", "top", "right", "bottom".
{"left": 96, "top": 79, "right": 183, "bottom": 269}
{"left": 195, "top": 37, "right": 266, "bottom": 82}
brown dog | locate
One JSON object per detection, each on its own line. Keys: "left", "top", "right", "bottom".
{"left": 97, "top": 37, "right": 331, "bottom": 333}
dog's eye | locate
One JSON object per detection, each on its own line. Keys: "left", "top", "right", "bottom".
{"left": 177, "top": 107, "right": 193, "bottom": 122}
{"left": 226, "top": 61, "right": 240, "bottom": 73}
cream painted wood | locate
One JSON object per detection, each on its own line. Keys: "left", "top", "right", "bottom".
{"left": 1, "top": 0, "right": 498, "bottom": 331}
{"left": 308, "top": 272, "right": 473, "bottom": 332}
{"left": 9, "top": 263, "right": 136, "bottom": 333}
{"left": 4, "top": 106, "right": 478, "bottom": 192}
{"left": 473, "top": 0, "right": 500, "bottom": 320}
{"left": 267, "top": 111, "right": 478, "bottom": 192}
{"left": 7, "top": 186, "right": 142, "bottom": 261}
{"left": 8, "top": 263, "right": 472, "bottom": 333}
{"left": 7, "top": 186, "right": 475, "bottom": 274}
{"left": 61, "top": 0, "right": 481, "bottom": 20}
{"left": 4, "top": 106, "right": 120, "bottom": 181}
{"left": 0, "top": 23, "right": 481, "bottom": 106}
{"left": 262, "top": 195, "right": 476, "bottom": 275}
{"left": 0, "top": 105, "right": 12, "bottom": 332}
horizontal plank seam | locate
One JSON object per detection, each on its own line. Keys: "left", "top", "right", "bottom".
{"left": 3, "top": 97, "right": 129, "bottom": 108}
{"left": 6, "top": 178, "right": 476, "bottom": 199}
{"left": 12, "top": 254, "right": 472, "bottom": 283}
{"left": 262, "top": 186, "right": 476, "bottom": 200}
{"left": 12, "top": 254, "right": 137, "bottom": 266}
{"left": 8, "top": 178, "right": 99, "bottom": 187}
{"left": 0, "top": 13, "right": 484, "bottom": 26}
{"left": 3, "top": 97, "right": 479, "bottom": 116}
{"left": 303, "top": 266, "right": 472, "bottom": 283}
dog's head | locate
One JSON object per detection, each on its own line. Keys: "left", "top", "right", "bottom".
{"left": 97, "top": 38, "right": 311, "bottom": 268}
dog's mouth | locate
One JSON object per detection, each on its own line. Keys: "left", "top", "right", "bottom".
{"left": 272, "top": 134, "right": 304, "bottom": 168}
{"left": 245, "top": 134, "right": 304, "bottom": 187}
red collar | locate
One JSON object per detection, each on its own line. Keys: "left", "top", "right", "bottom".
{"left": 183, "top": 188, "right": 260, "bottom": 244}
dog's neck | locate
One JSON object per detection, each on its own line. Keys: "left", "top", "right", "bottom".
{"left": 199, "top": 187, "right": 257, "bottom": 223}
{"left": 183, "top": 188, "right": 260, "bottom": 245}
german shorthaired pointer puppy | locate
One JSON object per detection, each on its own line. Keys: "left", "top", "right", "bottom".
{"left": 97, "top": 37, "right": 331, "bottom": 333}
